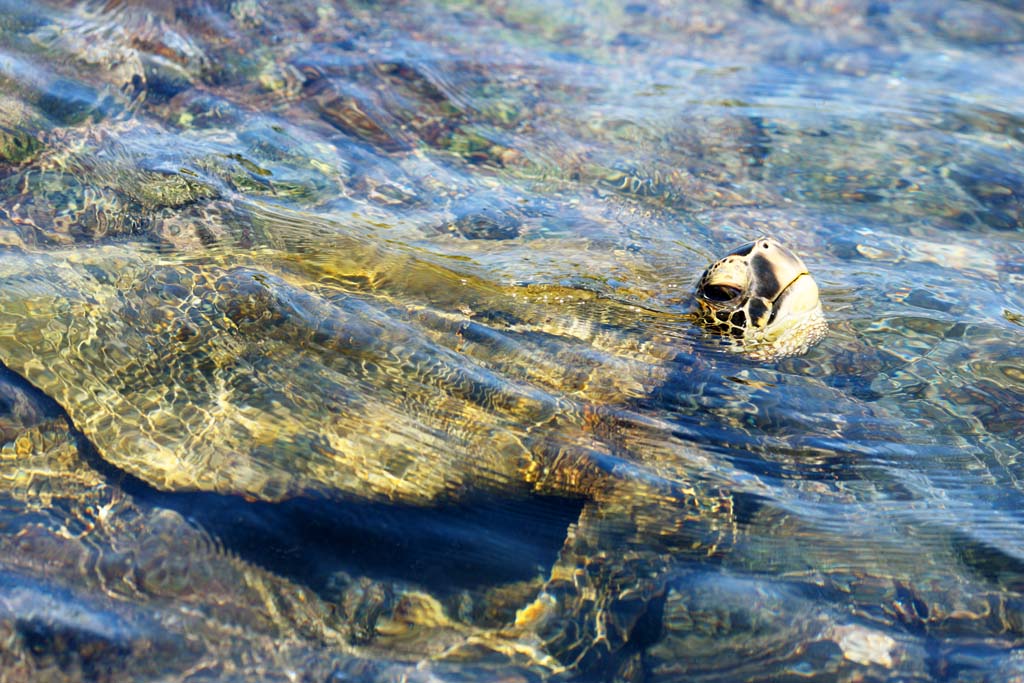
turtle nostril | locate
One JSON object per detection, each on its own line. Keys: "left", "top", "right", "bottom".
{"left": 702, "top": 284, "right": 741, "bottom": 302}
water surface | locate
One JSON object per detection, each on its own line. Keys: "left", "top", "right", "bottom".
{"left": 0, "top": 0, "right": 1023, "bottom": 681}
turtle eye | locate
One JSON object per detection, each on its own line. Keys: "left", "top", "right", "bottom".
{"left": 702, "top": 284, "right": 742, "bottom": 302}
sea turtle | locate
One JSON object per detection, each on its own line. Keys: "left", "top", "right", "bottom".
{"left": 0, "top": 206, "right": 833, "bottom": 677}
{"left": 692, "top": 237, "right": 826, "bottom": 361}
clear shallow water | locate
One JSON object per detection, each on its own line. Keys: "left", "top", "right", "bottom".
{"left": 0, "top": 0, "right": 1023, "bottom": 681}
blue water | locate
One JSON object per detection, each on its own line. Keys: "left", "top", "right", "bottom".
{"left": 0, "top": 1, "right": 1023, "bottom": 681}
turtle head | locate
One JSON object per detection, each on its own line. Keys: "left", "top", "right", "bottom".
{"left": 695, "top": 237, "right": 827, "bottom": 360}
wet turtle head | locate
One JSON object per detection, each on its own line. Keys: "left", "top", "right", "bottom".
{"left": 695, "top": 237, "right": 827, "bottom": 360}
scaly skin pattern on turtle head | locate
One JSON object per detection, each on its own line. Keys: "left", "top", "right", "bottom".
{"left": 695, "top": 238, "right": 827, "bottom": 360}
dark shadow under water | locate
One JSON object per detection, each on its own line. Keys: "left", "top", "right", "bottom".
{"left": 0, "top": 362, "right": 582, "bottom": 599}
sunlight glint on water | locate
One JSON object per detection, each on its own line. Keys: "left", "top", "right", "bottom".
{"left": 0, "top": 0, "right": 1022, "bottom": 680}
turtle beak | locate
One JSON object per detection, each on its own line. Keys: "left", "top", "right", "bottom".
{"left": 760, "top": 241, "right": 822, "bottom": 337}
{"left": 772, "top": 271, "right": 821, "bottom": 322}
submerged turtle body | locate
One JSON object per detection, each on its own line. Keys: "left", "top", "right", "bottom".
{"left": 0, "top": 223, "right": 829, "bottom": 677}
{"left": 0, "top": 232, "right": 826, "bottom": 500}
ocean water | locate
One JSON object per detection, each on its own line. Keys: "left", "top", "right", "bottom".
{"left": 0, "top": 1, "right": 1022, "bottom": 681}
